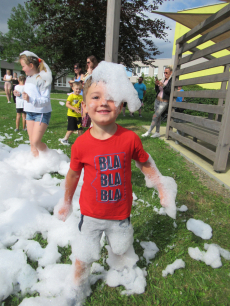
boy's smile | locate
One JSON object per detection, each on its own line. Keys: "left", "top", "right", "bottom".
{"left": 82, "top": 82, "right": 122, "bottom": 127}
{"left": 73, "top": 86, "right": 81, "bottom": 95}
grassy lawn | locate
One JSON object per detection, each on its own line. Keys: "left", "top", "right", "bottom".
{"left": 1, "top": 94, "right": 230, "bottom": 306}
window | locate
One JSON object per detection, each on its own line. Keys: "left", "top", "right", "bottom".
{"left": 154, "top": 66, "right": 158, "bottom": 78}
{"left": 133, "top": 66, "right": 149, "bottom": 76}
{"left": 54, "top": 76, "right": 67, "bottom": 87}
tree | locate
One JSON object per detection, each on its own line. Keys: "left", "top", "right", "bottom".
{"left": 0, "top": 0, "right": 170, "bottom": 82}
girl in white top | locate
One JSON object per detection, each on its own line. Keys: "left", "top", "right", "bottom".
{"left": 3, "top": 70, "right": 12, "bottom": 103}
{"left": 14, "top": 50, "right": 52, "bottom": 157}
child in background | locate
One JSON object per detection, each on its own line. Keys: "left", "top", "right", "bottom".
{"left": 13, "top": 75, "right": 27, "bottom": 132}
{"left": 14, "top": 50, "right": 52, "bottom": 157}
{"left": 59, "top": 82, "right": 83, "bottom": 145}
{"left": 56, "top": 61, "right": 177, "bottom": 304}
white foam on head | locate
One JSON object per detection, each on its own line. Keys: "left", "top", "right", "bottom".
{"left": 91, "top": 61, "right": 141, "bottom": 112}
{"left": 186, "top": 218, "right": 212, "bottom": 239}
{"left": 162, "top": 259, "right": 185, "bottom": 277}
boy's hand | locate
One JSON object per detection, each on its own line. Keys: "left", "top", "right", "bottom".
{"left": 57, "top": 204, "right": 72, "bottom": 222}
{"left": 22, "top": 92, "right": 30, "bottom": 102}
{"left": 74, "top": 108, "right": 81, "bottom": 114}
{"left": 158, "top": 177, "right": 177, "bottom": 219}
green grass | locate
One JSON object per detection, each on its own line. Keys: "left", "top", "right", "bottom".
{"left": 0, "top": 94, "right": 230, "bottom": 306}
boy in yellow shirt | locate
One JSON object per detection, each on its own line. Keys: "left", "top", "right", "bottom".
{"left": 60, "top": 82, "right": 83, "bottom": 145}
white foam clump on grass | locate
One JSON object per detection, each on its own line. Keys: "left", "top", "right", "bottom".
{"left": 188, "top": 243, "right": 230, "bottom": 269}
{"left": 136, "top": 155, "right": 177, "bottom": 219}
{"left": 140, "top": 241, "right": 159, "bottom": 264}
{"left": 186, "top": 218, "right": 212, "bottom": 239}
{"left": 59, "top": 101, "right": 65, "bottom": 106}
{"left": 177, "top": 205, "right": 188, "bottom": 212}
{"left": 162, "top": 259, "right": 185, "bottom": 277}
{"left": 92, "top": 61, "right": 141, "bottom": 113}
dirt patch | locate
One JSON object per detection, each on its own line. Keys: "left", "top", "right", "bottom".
{"left": 185, "top": 160, "right": 230, "bottom": 199}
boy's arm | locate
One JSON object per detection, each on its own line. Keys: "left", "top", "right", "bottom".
{"left": 136, "top": 155, "right": 177, "bottom": 219}
{"left": 57, "top": 168, "right": 82, "bottom": 221}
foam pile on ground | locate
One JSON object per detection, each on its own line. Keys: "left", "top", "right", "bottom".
{"left": 105, "top": 245, "right": 147, "bottom": 295}
{"left": 188, "top": 243, "right": 230, "bottom": 269}
{"left": 140, "top": 241, "right": 159, "bottom": 264}
{"left": 186, "top": 218, "right": 212, "bottom": 239}
{"left": 162, "top": 259, "right": 185, "bottom": 277}
{"left": 92, "top": 61, "right": 141, "bottom": 112}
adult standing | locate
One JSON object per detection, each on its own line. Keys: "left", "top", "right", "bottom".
{"left": 12, "top": 72, "right": 19, "bottom": 103}
{"left": 142, "top": 66, "right": 172, "bottom": 138}
{"left": 68, "top": 63, "right": 84, "bottom": 93}
{"left": 3, "top": 70, "right": 12, "bottom": 103}
{"left": 134, "top": 76, "right": 146, "bottom": 117}
{"left": 83, "top": 55, "right": 98, "bottom": 82}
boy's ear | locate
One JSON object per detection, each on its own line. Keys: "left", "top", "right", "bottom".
{"left": 82, "top": 101, "right": 87, "bottom": 113}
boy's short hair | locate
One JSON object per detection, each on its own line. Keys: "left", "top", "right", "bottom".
{"left": 83, "top": 76, "right": 92, "bottom": 102}
{"left": 18, "top": 75, "right": 26, "bottom": 83}
{"left": 72, "top": 81, "right": 82, "bottom": 90}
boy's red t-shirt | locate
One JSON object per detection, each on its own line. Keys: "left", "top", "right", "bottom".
{"left": 70, "top": 124, "right": 149, "bottom": 220}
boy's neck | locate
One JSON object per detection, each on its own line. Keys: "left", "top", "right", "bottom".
{"left": 90, "top": 122, "right": 118, "bottom": 140}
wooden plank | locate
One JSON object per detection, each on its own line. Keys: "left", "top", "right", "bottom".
{"left": 176, "top": 4, "right": 230, "bottom": 44}
{"left": 169, "top": 130, "right": 216, "bottom": 162}
{"left": 178, "top": 37, "right": 230, "bottom": 66}
{"left": 179, "top": 20, "right": 230, "bottom": 54}
{"left": 175, "top": 54, "right": 230, "bottom": 77}
{"left": 166, "top": 43, "right": 181, "bottom": 139}
{"left": 188, "top": 47, "right": 215, "bottom": 61}
{"left": 214, "top": 73, "right": 230, "bottom": 172}
{"left": 171, "top": 111, "right": 222, "bottom": 131}
{"left": 173, "top": 90, "right": 226, "bottom": 99}
{"left": 174, "top": 72, "right": 229, "bottom": 86}
{"left": 170, "top": 121, "right": 219, "bottom": 146}
{"left": 215, "top": 64, "right": 229, "bottom": 120}
{"left": 172, "top": 102, "right": 225, "bottom": 114}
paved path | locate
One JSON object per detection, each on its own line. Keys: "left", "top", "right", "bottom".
{"left": 142, "top": 125, "right": 230, "bottom": 190}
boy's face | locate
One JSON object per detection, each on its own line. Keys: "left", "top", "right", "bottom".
{"left": 19, "top": 80, "right": 25, "bottom": 85}
{"left": 82, "top": 82, "right": 122, "bottom": 126}
{"left": 73, "top": 85, "right": 81, "bottom": 95}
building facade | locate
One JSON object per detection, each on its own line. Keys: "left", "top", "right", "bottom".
{"left": 129, "top": 58, "right": 173, "bottom": 83}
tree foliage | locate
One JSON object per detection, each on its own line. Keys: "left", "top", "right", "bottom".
{"left": 0, "top": 0, "right": 170, "bottom": 77}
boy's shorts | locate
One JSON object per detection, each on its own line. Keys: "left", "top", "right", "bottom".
{"left": 67, "top": 116, "right": 82, "bottom": 131}
{"left": 75, "top": 215, "right": 134, "bottom": 264}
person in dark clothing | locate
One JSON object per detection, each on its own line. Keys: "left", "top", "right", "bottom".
{"left": 12, "top": 73, "right": 19, "bottom": 103}
{"left": 142, "top": 66, "right": 172, "bottom": 138}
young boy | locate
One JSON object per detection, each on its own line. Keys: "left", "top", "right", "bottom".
{"left": 60, "top": 82, "right": 83, "bottom": 145}
{"left": 13, "top": 75, "right": 27, "bottom": 132}
{"left": 57, "top": 62, "right": 177, "bottom": 297}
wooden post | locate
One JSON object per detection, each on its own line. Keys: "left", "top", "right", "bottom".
{"left": 105, "top": 0, "right": 121, "bottom": 63}
{"left": 213, "top": 72, "right": 230, "bottom": 172}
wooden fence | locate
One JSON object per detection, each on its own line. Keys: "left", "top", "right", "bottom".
{"left": 166, "top": 4, "right": 230, "bottom": 172}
